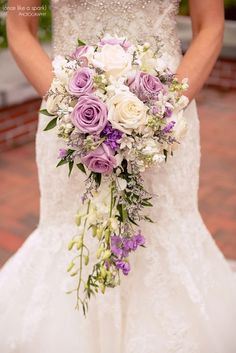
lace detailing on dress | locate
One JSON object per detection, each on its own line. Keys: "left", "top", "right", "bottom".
{"left": 51, "top": 0, "right": 181, "bottom": 63}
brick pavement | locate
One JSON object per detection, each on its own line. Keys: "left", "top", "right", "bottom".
{"left": 0, "top": 87, "right": 236, "bottom": 267}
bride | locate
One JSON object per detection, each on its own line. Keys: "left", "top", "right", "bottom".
{"left": 1, "top": 0, "right": 236, "bottom": 352}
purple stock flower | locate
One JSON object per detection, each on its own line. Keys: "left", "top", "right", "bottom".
{"left": 71, "top": 94, "right": 108, "bottom": 134}
{"left": 81, "top": 143, "right": 117, "bottom": 174}
{"left": 163, "top": 121, "right": 176, "bottom": 133}
{"left": 68, "top": 67, "right": 93, "bottom": 97}
{"left": 101, "top": 122, "right": 123, "bottom": 151}
{"left": 127, "top": 71, "right": 164, "bottom": 102}
{"left": 111, "top": 232, "right": 145, "bottom": 258}
{"left": 58, "top": 148, "right": 67, "bottom": 159}
{"left": 133, "top": 232, "right": 145, "bottom": 247}
{"left": 115, "top": 260, "right": 131, "bottom": 276}
{"left": 124, "top": 232, "right": 145, "bottom": 251}
{"left": 165, "top": 107, "right": 173, "bottom": 118}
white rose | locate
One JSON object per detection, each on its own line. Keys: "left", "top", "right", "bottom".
{"left": 45, "top": 80, "right": 67, "bottom": 114}
{"left": 107, "top": 92, "right": 148, "bottom": 134}
{"left": 52, "top": 55, "right": 76, "bottom": 84}
{"left": 155, "top": 52, "right": 177, "bottom": 73}
{"left": 92, "top": 44, "right": 132, "bottom": 78}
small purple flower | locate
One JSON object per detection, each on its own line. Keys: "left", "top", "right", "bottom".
{"left": 150, "top": 106, "right": 159, "bottom": 115}
{"left": 165, "top": 107, "right": 173, "bottom": 118}
{"left": 111, "top": 235, "right": 123, "bottom": 257}
{"left": 68, "top": 67, "right": 93, "bottom": 97}
{"left": 58, "top": 148, "right": 67, "bottom": 159}
{"left": 101, "top": 122, "right": 123, "bottom": 151}
{"left": 133, "top": 232, "right": 145, "bottom": 247}
{"left": 115, "top": 260, "right": 131, "bottom": 276}
{"left": 163, "top": 121, "right": 176, "bottom": 133}
{"left": 123, "top": 232, "right": 145, "bottom": 252}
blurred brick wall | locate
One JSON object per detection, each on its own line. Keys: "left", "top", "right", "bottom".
{"left": 206, "top": 59, "right": 236, "bottom": 89}
{"left": 0, "top": 58, "right": 236, "bottom": 152}
{"left": 0, "top": 98, "right": 41, "bottom": 152}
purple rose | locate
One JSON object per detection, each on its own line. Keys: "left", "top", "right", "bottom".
{"left": 127, "top": 71, "right": 164, "bottom": 102}
{"left": 68, "top": 67, "right": 93, "bottom": 97}
{"left": 71, "top": 94, "right": 108, "bottom": 134}
{"left": 99, "top": 37, "right": 131, "bottom": 50}
{"left": 81, "top": 143, "right": 117, "bottom": 174}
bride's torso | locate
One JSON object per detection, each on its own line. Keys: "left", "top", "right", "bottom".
{"left": 51, "top": 0, "right": 182, "bottom": 69}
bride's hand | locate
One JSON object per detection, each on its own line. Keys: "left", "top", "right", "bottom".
{"left": 6, "top": 0, "right": 54, "bottom": 97}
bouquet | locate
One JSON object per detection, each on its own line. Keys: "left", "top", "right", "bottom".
{"left": 41, "top": 34, "right": 189, "bottom": 316}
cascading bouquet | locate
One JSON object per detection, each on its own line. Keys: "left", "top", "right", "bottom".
{"left": 41, "top": 34, "right": 189, "bottom": 316}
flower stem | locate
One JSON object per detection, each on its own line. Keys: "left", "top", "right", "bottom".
{"left": 76, "top": 199, "right": 91, "bottom": 309}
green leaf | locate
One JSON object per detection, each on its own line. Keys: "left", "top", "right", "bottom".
{"left": 68, "top": 161, "right": 74, "bottom": 176}
{"left": 39, "top": 109, "right": 55, "bottom": 117}
{"left": 144, "top": 215, "right": 154, "bottom": 223}
{"left": 93, "top": 172, "right": 102, "bottom": 187}
{"left": 117, "top": 203, "right": 128, "bottom": 222}
{"left": 43, "top": 117, "right": 57, "bottom": 131}
{"left": 163, "top": 149, "right": 168, "bottom": 162}
{"left": 77, "top": 38, "right": 86, "bottom": 46}
{"left": 77, "top": 163, "right": 86, "bottom": 174}
{"left": 141, "top": 201, "right": 153, "bottom": 207}
{"left": 128, "top": 217, "right": 139, "bottom": 226}
{"left": 56, "top": 159, "right": 68, "bottom": 167}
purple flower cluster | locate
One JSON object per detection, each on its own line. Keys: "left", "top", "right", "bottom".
{"left": 115, "top": 260, "right": 131, "bottom": 276}
{"left": 101, "top": 122, "right": 123, "bottom": 151}
{"left": 163, "top": 121, "right": 176, "bottom": 133}
{"left": 111, "top": 231, "right": 145, "bottom": 275}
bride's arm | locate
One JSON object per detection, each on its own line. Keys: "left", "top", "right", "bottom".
{"left": 6, "top": 0, "right": 53, "bottom": 97}
{"left": 176, "top": 0, "right": 224, "bottom": 101}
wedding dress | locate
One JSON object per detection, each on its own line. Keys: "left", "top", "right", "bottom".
{"left": 1, "top": 1, "right": 236, "bottom": 352}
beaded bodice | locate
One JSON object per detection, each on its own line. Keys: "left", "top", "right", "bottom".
{"left": 51, "top": 0, "right": 182, "bottom": 66}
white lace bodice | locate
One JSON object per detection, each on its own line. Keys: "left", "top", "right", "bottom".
{"left": 51, "top": 0, "right": 181, "bottom": 61}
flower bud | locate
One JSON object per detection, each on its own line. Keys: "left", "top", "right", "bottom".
{"left": 100, "top": 283, "right": 106, "bottom": 294}
{"left": 67, "top": 261, "right": 75, "bottom": 272}
{"left": 105, "top": 229, "right": 111, "bottom": 243}
{"left": 96, "top": 227, "right": 103, "bottom": 240}
{"left": 92, "top": 225, "right": 97, "bottom": 237}
{"left": 68, "top": 239, "right": 75, "bottom": 250}
{"left": 75, "top": 214, "right": 82, "bottom": 226}
{"left": 76, "top": 238, "right": 83, "bottom": 250}
{"left": 100, "top": 266, "right": 107, "bottom": 278}
{"left": 96, "top": 246, "right": 103, "bottom": 259}
{"left": 102, "top": 250, "right": 111, "bottom": 260}
{"left": 84, "top": 255, "right": 89, "bottom": 266}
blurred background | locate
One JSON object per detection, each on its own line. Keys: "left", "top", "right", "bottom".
{"left": 0, "top": 1, "right": 236, "bottom": 267}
